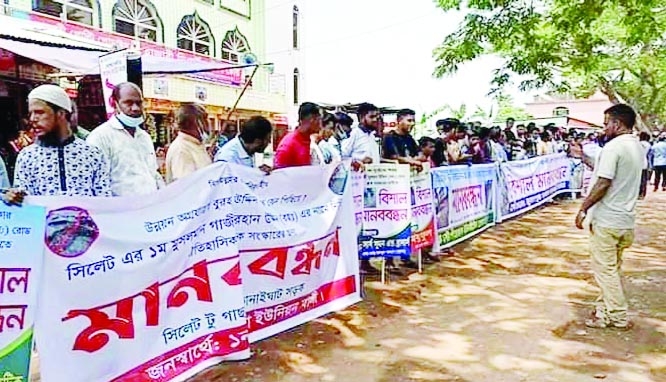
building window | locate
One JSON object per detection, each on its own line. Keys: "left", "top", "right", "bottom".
{"left": 33, "top": 0, "right": 95, "bottom": 26}
{"left": 553, "top": 106, "right": 570, "bottom": 117}
{"left": 292, "top": 5, "right": 299, "bottom": 49}
{"left": 177, "top": 13, "right": 214, "bottom": 56}
{"left": 112, "top": 0, "right": 162, "bottom": 42}
{"left": 293, "top": 68, "right": 299, "bottom": 105}
{"left": 221, "top": 27, "right": 251, "bottom": 63}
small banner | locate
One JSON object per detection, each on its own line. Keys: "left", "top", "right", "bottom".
{"left": 432, "top": 164, "right": 496, "bottom": 249}
{"left": 359, "top": 164, "right": 412, "bottom": 259}
{"left": 0, "top": 204, "right": 46, "bottom": 382}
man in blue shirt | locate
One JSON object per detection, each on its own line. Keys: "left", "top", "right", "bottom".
{"left": 215, "top": 116, "right": 273, "bottom": 173}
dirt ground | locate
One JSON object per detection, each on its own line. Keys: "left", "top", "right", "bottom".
{"left": 189, "top": 191, "right": 666, "bottom": 382}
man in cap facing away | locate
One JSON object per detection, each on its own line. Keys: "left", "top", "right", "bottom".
{"left": 2, "top": 84, "right": 112, "bottom": 204}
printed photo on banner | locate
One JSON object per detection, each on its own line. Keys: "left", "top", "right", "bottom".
{"left": 432, "top": 164, "right": 496, "bottom": 249}
{"left": 0, "top": 204, "right": 47, "bottom": 382}
{"left": 359, "top": 164, "right": 412, "bottom": 259}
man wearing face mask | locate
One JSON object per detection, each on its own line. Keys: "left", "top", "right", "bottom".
{"left": 215, "top": 115, "right": 273, "bottom": 174}
{"left": 165, "top": 103, "right": 213, "bottom": 183}
{"left": 575, "top": 104, "right": 643, "bottom": 330}
{"left": 87, "top": 82, "right": 164, "bottom": 196}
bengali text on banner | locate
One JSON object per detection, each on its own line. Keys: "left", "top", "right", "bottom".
{"left": 410, "top": 164, "right": 435, "bottom": 251}
{"left": 432, "top": 164, "right": 496, "bottom": 249}
{"left": 0, "top": 204, "right": 46, "bottom": 382}
{"left": 359, "top": 164, "right": 412, "bottom": 259}
{"left": 29, "top": 162, "right": 360, "bottom": 382}
{"left": 497, "top": 153, "right": 572, "bottom": 221}
{"left": 232, "top": 163, "right": 360, "bottom": 342}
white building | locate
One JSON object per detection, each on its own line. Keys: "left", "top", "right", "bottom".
{"left": 264, "top": 0, "right": 306, "bottom": 129}
{"left": 0, "top": 0, "right": 287, "bottom": 145}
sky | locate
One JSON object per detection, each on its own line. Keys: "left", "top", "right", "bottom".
{"left": 296, "top": 0, "right": 535, "bottom": 120}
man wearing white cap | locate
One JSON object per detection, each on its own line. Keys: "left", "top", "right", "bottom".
{"left": 2, "top": 84, "right": 111, "bottom": 203}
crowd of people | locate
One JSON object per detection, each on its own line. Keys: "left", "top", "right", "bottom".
{"left": 2, "top": 83, "right": 664, "bottom": 281}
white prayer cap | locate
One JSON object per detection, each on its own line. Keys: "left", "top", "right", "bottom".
{"left": 28, "top": 84, "right": 72, "bottom": 113}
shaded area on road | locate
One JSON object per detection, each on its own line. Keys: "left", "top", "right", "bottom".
{"left": 188, "top": 191, "right": 665, "bottom": 381}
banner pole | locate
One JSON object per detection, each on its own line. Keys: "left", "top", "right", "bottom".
{"left": 381, "top": 258, "right": 386, "bottom": 284}
{"left": 418, "top": 249, "right": 422, "bottom": 274}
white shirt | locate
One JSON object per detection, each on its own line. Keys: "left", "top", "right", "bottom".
{"left": 341, "top": 126, "right": 380, "bottom": 164}
{"left": 214, "top": 137, "right": 254, "bottom": 168}
{"left": 588, "top": 134, "right": 643, "bottom": 229}
{"left": 87, "top": 116, "right": 164, "bottom": 196}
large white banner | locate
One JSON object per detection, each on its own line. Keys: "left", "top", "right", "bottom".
{"left": 497, "top": 153, "right": 571, "bottom": 221}
{"left": 233, "top": 164, "right": 360, "bottom": 342}
{"left": 30, "top": 162, "right": 360, "bottom": 382}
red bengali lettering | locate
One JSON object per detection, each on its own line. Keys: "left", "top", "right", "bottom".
{"left": 247, "top": 248, "right": 289, "bottom": 279}
{"left": 167, "top": 262, "right": 213, "bottom": 308}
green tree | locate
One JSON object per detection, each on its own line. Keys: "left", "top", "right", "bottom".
{"left": 432, "top": 0, "right": 666, "bottom": 130}
{"left": 493, "top": 94, "right": 532, "bottom": 122}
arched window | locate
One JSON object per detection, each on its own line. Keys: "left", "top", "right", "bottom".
{"left": 553, "top": 106, "right": 570, "bottom": 117}
{"left": 33, "top": 0, "right": 95, "bottom": 26}
{"left": 177, "top": 13, "right": 214, "bottom": 56}
{"left": 292, "top": 5, "right": 299, "bottom": 49}
{"left": 112, "top": 0, "right": 162, "bottom": 42}
{"left": 221, "top": 27, "right": 251, "bottom": 63}
{"left": 293, "top": 68, "right": 299, "bottom": 105}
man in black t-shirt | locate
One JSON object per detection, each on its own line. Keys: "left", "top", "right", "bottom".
{"left": 380, "top": 109, "right": 424, "bottom": 273}
{"left": 382, "top": 109, "right": 422, "bottom": 170}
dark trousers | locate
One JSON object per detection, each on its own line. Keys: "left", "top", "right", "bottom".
{"left": 654, "top": 166, "right": 666, "bottom": 190}
{"left": 639, "top": 169, "right": 649, "bottom": 198}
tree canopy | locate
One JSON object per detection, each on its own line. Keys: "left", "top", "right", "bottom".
{"left": 432, "top": 0, "right": 666, "bottom": 130}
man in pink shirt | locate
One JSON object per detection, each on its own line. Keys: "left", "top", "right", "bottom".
{"left": 274, "top": 102, "right": 322, "bottom": 168}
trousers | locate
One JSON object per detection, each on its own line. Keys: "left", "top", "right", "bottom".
{"left": 589, "top": 222, "right": 634, "bottom": 325}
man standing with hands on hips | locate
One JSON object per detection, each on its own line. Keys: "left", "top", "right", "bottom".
{"left": 575, "top": 104, "right": 644, "bottom": 330}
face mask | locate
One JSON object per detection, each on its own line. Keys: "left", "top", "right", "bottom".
{"left": 116, "top": 112, "right": 144, "bottom": 128}
{"left": 197, "top": 121, "right": 210, "bottom": 144}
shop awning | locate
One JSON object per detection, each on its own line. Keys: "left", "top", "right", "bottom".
{"left": 0, "top": 14, "right": 111, "bottom": 51}
{"left": 0, "top": 37, "right": 104, "bottom": 73}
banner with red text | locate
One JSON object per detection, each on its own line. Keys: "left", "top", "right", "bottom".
{"left": 432, "top": 164, "right": 496, "bottom": 249}
{"left": 30, "top": 162, "right": 360, "bottom": 381}
{"left": 231, "top": 163, "right": 360, "bottom": 342}
{"left": 410, "top": 164, "right": 435, "bottom": 251}
{"left": 497, "top": 153, "right": 571, "bottom": 221}
{"left": 0, "top": 204, "right": 46, "bottom": 381}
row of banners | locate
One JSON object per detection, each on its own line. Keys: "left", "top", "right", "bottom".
{"left": 1, "top": 153, "right": 583, "bottom": 382}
